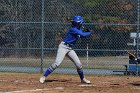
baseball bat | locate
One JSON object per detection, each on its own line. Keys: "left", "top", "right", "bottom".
{"left": 127, "top": 50, "right": 136, "bottom": 57}
{"left": 66, "top": 17, "right": 72, "bottom": 22}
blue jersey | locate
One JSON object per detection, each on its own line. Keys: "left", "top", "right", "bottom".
{"left": 63, "top": 27, "right": 92, "bottom": 46}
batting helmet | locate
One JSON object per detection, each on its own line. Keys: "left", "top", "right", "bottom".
{"left": 72, "top": 16, "right": 83, "bottom": 24}
{"left": 72, "top": 16, "right": 83, "bottom": 28}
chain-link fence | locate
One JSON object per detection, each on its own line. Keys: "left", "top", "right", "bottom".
{"left": 0, "top": 0, "right": 140, "bottom": 75}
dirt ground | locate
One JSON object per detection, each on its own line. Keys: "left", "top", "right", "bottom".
{"left": 0, "top": 73, "right": 140, "bottom": 93}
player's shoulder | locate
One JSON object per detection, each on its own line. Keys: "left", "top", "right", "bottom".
{"left": 69, "top": 27, "right": 79, "bottom": 32}
{"left": 68, "top": 27, "right": 74, "bottom": 32}
{"left": 69, "top": 27, "right": 75, "bottom": 30}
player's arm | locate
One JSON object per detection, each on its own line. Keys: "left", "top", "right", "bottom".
{"left": 70, "top": 27, "right": 93, "bottom": 37}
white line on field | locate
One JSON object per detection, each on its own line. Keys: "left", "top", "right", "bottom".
{"left": 78, "top": 84, "right": 95, "bottom": 87}
{"left": 1, "top": 87, "right": 64, "bottom": 93}
{"left": 1, "top": 89, "right": 49, "bottom": 93}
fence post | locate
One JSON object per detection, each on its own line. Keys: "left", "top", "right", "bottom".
{"left": 136, "top": 0, "right": 140, "bottom": 76}
{"left": 40, "top": 0, "right": 45, "bottom": 73}
{"left": 86, "top": 43, "right": 89, "bottom": 68}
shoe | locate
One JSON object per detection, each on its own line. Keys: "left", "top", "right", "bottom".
{"left": 81, "top": 78, "right": 91, "bottom": 84}
{"left": 39, "top": 76, "right": 46, "bottom": 83}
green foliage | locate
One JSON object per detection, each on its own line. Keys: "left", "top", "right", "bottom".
{"left": 105, "top": 17, "right": 121, "bottom": 23}
{"left": 74, "top": 0, "right": 111, "bottom": 8}
{"left": 83, "top": 14, "right": 93, "bottom": 23}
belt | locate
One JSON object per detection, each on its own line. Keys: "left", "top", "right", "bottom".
{"left": 63, "top": 42, "right": 72, "bottom": 47}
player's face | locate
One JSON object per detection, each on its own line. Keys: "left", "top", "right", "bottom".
{"left": 72, "top": 21, "right": 83, "bottom": 30}
{"left": 77, "top": 23, "right": 82, "bottom": 30}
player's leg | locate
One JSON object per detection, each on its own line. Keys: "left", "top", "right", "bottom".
{"left": 44, "top": 47, "right": 67, "bottom": 76}
{"left": 40, "top": 46, "right": 68, "bottom": 83}
{"left": 67, "top": 50, "right": 91, "bottom": 84}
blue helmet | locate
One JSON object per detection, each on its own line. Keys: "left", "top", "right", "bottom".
{"left": 72, "top": 16, "right": 83, "bottom": 24}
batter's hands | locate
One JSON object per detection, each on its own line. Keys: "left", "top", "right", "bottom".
{"left": 85, "top": 28, "right": 94, "bottom": 34}
{"left": 86, "top": 28, "right": 91, "bottom": 32}
{"left": 85, "top": 28, "right": 96, "bottom": 39}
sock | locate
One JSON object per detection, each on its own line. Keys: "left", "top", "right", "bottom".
{"left": 43, "top": 64, "right": 57, "bottom": 77}
{"left": 77, "top": 69, "right": 84, "bottom": 80}
{"left": 44, "top": 69, "right": 52, "bottom": 77}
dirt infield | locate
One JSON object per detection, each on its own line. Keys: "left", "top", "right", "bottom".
{"left": 0, "top": 73, "right": 140, "bottom": 93}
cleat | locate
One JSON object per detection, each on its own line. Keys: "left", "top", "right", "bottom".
{"left": 39, "top": 76, "right": 46, "bottom": 83}
{"left": 81, "top": 78, "right": 91, "bottom": 84}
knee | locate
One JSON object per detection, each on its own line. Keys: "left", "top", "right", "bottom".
{"left": 51, "top": 62, "right": 60, "bottom": 68}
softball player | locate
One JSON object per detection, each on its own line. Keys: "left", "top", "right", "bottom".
{"left": 40, "top": 16, "right": 93, "bottom": 84}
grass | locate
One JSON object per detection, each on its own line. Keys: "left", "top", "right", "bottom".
{"left": 0, "top": 56, "right": 129, "bottom": 70}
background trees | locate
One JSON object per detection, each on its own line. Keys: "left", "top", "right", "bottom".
{"left": 0, "top": 0, "right": 138, "bottom": 56}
